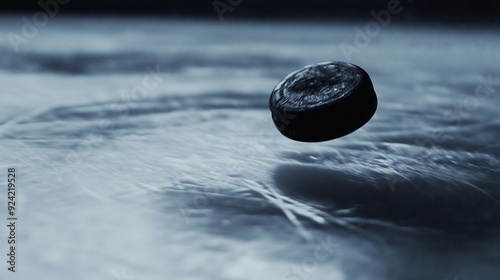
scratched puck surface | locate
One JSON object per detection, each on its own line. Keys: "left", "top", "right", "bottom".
{"left": 269, "top": 62, "right": 377, "bottom": 142}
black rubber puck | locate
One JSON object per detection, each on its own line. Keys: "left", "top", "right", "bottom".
{"left": 269, "top": 62, "right": 377, "bottom": 142}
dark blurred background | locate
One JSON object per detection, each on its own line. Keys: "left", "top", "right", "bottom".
{"left": 1, "top": 0, "right": 499, "bottom": 22}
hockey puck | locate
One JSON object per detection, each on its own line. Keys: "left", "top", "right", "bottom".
{"left": 269, "top": 62, "right": 377, "bottom": 142}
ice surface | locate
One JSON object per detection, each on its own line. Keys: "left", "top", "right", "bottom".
{"left": 0, "top": 16, "right": 499, "bottom": 280}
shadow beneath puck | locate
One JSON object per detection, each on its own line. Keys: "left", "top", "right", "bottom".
{"left": 272, "top": 163, "right": 500, "bottom": 231}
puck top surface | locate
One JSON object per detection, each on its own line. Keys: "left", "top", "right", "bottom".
{"left": 271, "top": 62, "right": 363, "bottom": 112}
